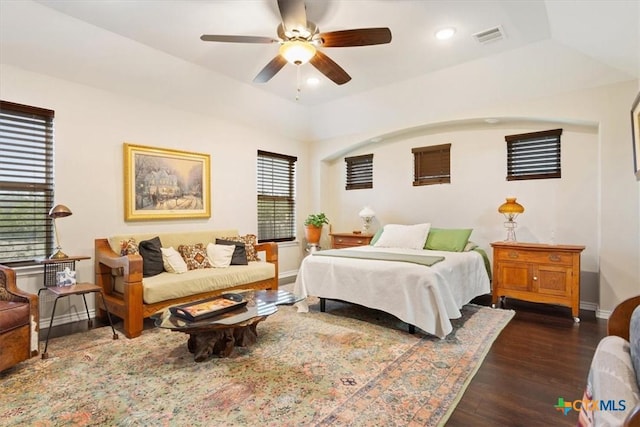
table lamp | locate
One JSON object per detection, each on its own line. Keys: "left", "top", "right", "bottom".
{"left": 49, "top": 204, "right": 72, "bottom": 259}
{"left": 359, "top": 207, "right": 375, "bottom": 234}
{"left": 498, "top": 197, "right": 524, "bottom": 242}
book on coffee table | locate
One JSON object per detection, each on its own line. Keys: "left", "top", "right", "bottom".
{"left": 169, "top": 294, "right": 247, "bottom": 322}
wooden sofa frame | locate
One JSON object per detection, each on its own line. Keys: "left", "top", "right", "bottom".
{"left": 95, "top": 238, "right": 278, "bottom": 339}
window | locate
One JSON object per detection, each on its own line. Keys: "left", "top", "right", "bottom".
{"left": 506, "top": 129, "right": 562, "bottom": 181}
{"left": 0, "top": 100, "right": 55, "bottom": 264}
{"left": 257, "top": 150, "right": 297, "bottom": 243}
{"left": 412, "top": 143, "right": 451, "bottom": 186}
{"left": 345, "top": 154, "right": 373, "bottom": 190}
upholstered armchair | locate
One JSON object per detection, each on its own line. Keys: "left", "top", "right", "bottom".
{"left": 0, "top": 264, "right": 38, "bottom": 371}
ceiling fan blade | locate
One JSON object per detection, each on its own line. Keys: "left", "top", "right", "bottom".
{"left": 253, "top": 55, "right": 288, "bottom": 83}
{"left": 309, "top": 50, "right": 351, "bottom": 85}
{"left": 277, "top": 0, "right": 308, "bottom": 35}
{"left": 319, "top": 28, "right": 392, "bottom": 47}
{"left": 200, "top": 35, "right": 278, "bottom": 44}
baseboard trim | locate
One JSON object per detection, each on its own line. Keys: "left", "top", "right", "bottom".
{"left": 39, "top": 309, "right": 97, "bottom": 330}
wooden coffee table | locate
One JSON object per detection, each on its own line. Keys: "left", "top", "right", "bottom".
{"left": 154, "top": 289, "right": 301, "bottom": 362}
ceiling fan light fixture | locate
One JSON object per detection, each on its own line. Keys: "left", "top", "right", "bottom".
{"left": 435, "top": 27, "right": 456, "bottom": 40}
{"left": 280, "top": 40, "right": 316, "bottom": 65}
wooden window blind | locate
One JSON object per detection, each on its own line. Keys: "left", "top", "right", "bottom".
{"left": 345, "top": 154, "right": 373, "bottom": 190}
{"left": 412, "top": 143, "right": 451, "bottom": 186}
{"left": 257, "top": 150, "right": 297, "bottom": 243}
{"left": 506, "top": 129, "right": 562, "bottom": 181}
{"left": 0, "top": 100, "right": 55, "bottom": 264}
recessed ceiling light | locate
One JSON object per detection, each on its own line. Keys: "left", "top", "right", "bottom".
{"left": 435, "top": 27, "right": 456, "bottom": 40}
{"left": 484, "top": 118, "right": 500, "bottom": 124}
{"left": 306, "top": 77, "right": 320, "bottom": 86}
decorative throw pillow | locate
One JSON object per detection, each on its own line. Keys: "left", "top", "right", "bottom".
{"left": 138, "top": 237, "right": 164, "bottom": 277}
{"left": 120, "top": 238, "right": 139, "bottom": 256}
{"left": 424, "top": 228, "right": 473, "bottom": 252}
{"left": 161, "top": 246, "right": 188, "bottom": 274}
{"left": 219, "top": 234, "right": 259, "bottom": 261}
{"left": 373, "top": 223, "right": 431, "bottom": 250}
{"left": 464, "top": 241, "right": 479, "bottom": 252}
{"left": 369, "top": 228, "right": 384, "bottom": 246}
{"left": 630, "top": 305, "right": 640, "bottom": 388}
{"left": 206, "top": 243, "right": 235, "bottom": 268}
{"left": 177, "top": 243, "right": 212, "bottom": 270}
{"left": 216, "top": 239, "right": 248, "bottom": 265}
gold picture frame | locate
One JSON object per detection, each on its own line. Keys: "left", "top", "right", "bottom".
{"left": 632, "top": 92, "right": 640, "bottom": 181}
{"left": 124, "top": 143, "right": 211, "bottom": 221}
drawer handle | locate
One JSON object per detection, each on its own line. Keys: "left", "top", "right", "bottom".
{"left": 549, "top": 254, "right": 561, "bottom": 262}
{"left": 337, "top": 239, "right": 343, "bottom": 243}
{"left": 356, "top": 240, "right": 363, "bottom": 244}
{"left": 508, "top": 251, "right": 519, "bottom": 259}
{"left": 533, "top": 276, "right": 538, "bottom": 281}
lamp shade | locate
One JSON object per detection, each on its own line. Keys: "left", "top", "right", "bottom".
{"left": 359, "top": 207, "right": 375, "bottom": 218}
{"left": 279, "top": 40, "right": 316, "bottom": 65}
{"left": 49, "top": 204, "right": 72, "bottom": 218}
{"left": 498, "top": 198, "right": 524, "bottom": 216}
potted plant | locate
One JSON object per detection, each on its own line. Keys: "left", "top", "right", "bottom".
{"left": 304, "top": 212, "right": 329, "bottom": 245}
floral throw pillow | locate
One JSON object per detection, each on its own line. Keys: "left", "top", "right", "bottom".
{"left": 219, "top": 234, "right": 259, "bottom": 262}
{"left": 120, "top": 238, "right": 139, "bottom": 256}
{"left": 177, "top": 243, "right": 211, "bottom": 270}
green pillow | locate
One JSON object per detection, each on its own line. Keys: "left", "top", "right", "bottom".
{"left": 424, "top": 228, "right": 473, "bottom": 252}
{"left": 369, "top": 228, "right": 384, "bottom": 245}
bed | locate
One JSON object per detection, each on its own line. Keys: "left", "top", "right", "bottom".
{"left": 293, "top": 224, "right": 491, "bottom": 338}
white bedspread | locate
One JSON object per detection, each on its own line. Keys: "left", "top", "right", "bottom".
{"left": 294, "top": 246, "right": 491, "bottom": 338}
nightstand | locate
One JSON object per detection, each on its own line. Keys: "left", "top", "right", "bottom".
{"left": 330, "top": 232, "right": 373, "bottom": 249}
{"left": 491, "top": 241, "right": 585, "bottom": 322}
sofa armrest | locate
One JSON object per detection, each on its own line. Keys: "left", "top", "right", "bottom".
{"left": 255, "top": 241, "right": 278, "bottom": 264}
{"left": 0, "top": 264, "right": 37, "bottom": 304}
{"left": 608, "top": 295, "right": 640, "bottom": 341}
{"left": 0, "top": 264, "right": 38, "bottom": 328}
{"left": 625, "top": 404, "right": 640, "bottom": 427}
{"left": 94, "top": 238, "right": 142, "bottom": 278}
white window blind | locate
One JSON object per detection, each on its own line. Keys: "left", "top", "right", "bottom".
{"left": 257, "top": 150, "right": 297, "bottom": 242}
{"left": 0, "top": 100, "right": 55, "bottom": 264}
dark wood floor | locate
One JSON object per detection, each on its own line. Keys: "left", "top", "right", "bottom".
{"left": 447, "top": 295, "right": 607, "bottom": 426}
{"left": 41, "top": 297, "right": 606, "bottom": 427}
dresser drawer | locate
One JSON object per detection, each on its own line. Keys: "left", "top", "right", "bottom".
{"left": 334, "top": 236, "right": 369, "bottom": 246}
{"left": 330, "top": 233, "right": 373, "bottom": 249}
{"left": 493, "top": 248, "right": 574, "bottom": 266}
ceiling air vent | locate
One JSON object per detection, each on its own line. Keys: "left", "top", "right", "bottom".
{"left": 472, "top": 26, "right": 505, "bottom": 44}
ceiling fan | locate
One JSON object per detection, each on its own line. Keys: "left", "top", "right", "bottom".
{"left": 200, "top": 0, "right": 392, "bottom": 85}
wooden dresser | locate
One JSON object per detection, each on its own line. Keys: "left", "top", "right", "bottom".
{"left": 491, "top": 241, "right": 585, "bottom": 322}
{"left": 330, "top": 232, "right": 373, "bottom": 249}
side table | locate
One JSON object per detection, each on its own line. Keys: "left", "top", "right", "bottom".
{"left": 41, "top": 283, "right": 118, "bottom": 359}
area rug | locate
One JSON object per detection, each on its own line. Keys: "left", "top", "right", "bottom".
{"left": 0, "top": 299, "right": 514, "bottom": 426}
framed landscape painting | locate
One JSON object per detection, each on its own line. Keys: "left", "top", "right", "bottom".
{"left": 124, "top": 143, "right": 211, "bottom": 221}
{"left": 633, "top": 92, "right": 640, "bottom": 180}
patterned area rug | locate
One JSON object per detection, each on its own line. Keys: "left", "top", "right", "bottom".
{"left": 0, "top": 299, "right": 514, "bottom": 426}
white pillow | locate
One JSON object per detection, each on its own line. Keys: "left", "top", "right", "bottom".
{"left": 161, "top": 247, "right": 188, "bottom": 274}
{"left": 373, "top": 223, "right": 431, "bottom": 250}
{"left": 206, "top": 243, "right": 235, "bottom": 268}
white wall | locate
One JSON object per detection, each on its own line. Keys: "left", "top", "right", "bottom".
{"left": 311, "top": 80, "right": 639, "bottom": 314}
{"left": 1, "top": 64, "right": 309, "bottom": 326}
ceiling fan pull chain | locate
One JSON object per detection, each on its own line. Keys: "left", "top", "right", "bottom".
{"left": 295, "top": 65, "right": 301, "bottom": 101}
